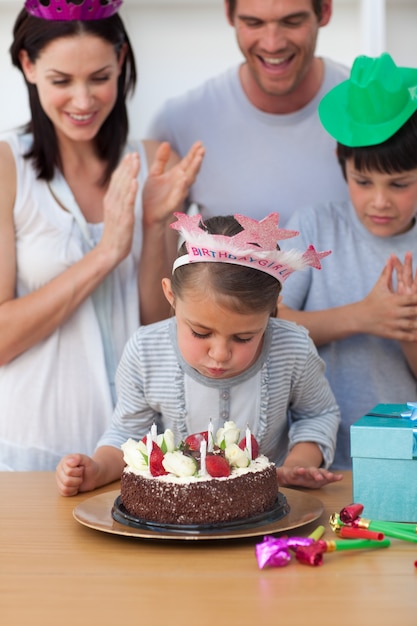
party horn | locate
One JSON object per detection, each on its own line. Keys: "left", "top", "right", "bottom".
{"left": 336, "top": 505, "right": 417, "bottom": 544}
{"left": 353, "top": 518, "right": 417, "bottom": 543}
{"left": 340, "top": 504, "right": 417, "bottom": 532}
{"left": 335, "top": 525, "right": 385, "bottom": 540}
{"left": 255, "top": 535, "right": 314, "bottom": 569}
{"left": 295, "top": 538, "right": 391, "bottom": 566}
{"left": 255, "top": 526, "right": 326, "bottom": 569}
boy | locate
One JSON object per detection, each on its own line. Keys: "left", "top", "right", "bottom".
{"left": 279, "top": 53, "right": 417, "bottom": 469}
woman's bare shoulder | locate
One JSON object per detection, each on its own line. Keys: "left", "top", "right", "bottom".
{"left": 0, "top": 140, "right": 17, "bottom": 214}
{"left": 0, "top": 139, "right": 15, "bottom": 164}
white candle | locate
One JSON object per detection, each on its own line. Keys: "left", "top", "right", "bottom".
{"left": 246, "top": 426, "right": 252, "bottom": 461}
{"left": 200, "top": 439, "right": 207, "bottom": 476}
{"left": 151, "top": 422, "right": 157, "bottom": 442}
{"left": 146, "top": 431, "right": 153, "bottom": 464}
{"left": 208, "top": 419, "right": 214, "bottom": 452}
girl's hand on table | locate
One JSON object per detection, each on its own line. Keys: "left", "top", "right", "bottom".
{"left": 276, "top": 466, "right": 343, "bottom": 489}
{"left": 56, "top": 453, "right": 100, "bottom": 496}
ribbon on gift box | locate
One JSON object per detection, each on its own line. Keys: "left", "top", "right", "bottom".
{"left": 400, "top": 402, "right": 417, "bottom": 457}
{"left": 401, "top": 402, "right": 417, "bottom": 421}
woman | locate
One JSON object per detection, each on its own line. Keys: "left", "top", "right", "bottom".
{"left": 0, "top": 0, "right": 204, "bottom": 470}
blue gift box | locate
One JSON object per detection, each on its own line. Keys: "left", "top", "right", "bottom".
{"left": 350, "top": 403, "right": 417, "bottom": 522}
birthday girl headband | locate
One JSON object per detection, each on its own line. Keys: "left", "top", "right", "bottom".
{"left": 24, "top": 0, "right": 123, "bottom": 21}
{"left": 171, "top": 212, "right": 331, "bottom": 283}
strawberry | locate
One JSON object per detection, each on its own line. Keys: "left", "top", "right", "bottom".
{"left": 238, "top": 434, "right": 259, "bottom": 460}
{"left": 149, "top": 442, "right": 168, "bottom": 477}
{"left": 205, "top": 454, "right": 230, "bottom": 478}
{"left": 184, "top": 431, "right": 208, "bottom": 451}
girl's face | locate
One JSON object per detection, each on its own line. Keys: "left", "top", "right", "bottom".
{"left": 162, "top": 279, "right": 270, "bottom": 379}
{"left": 346, "top": 159, "right": 417, "bottom": 237}
{"left": 19, "top": 34, "right": 125, "bottom": 144}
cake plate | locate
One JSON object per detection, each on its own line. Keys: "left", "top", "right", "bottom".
{"left": 73, "top": 488, "right": 324, "bottom": 541}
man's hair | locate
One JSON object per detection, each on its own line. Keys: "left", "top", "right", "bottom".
{"left": 336, "top": 111, "right": 417, "bottom": 180}
{"left": 225, "top": 0, "right": 324, "bottom": 21}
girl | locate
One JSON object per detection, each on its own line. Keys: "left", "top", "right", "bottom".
{"left": 0, "top": 0, "right": 204, "bottom": 470}
{"left": 56, "top": 212, "right": 342, "bottom": 494}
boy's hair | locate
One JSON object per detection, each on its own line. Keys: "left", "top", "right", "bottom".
{"left": 336, "top": 110, "right": 417, "bottom": 180}
{"left": 10, "top": 9, "right": 137, "bottom": 185}
{"left": 225, "top": 0, "right": 324, "bottom": 21}
{"left": 171, "top": 215, "right": 281, "bottom": 316}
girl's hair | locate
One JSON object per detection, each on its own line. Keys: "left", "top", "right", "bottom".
{"left": 171, "top": 215, "right": 282, "bottom": 316}
{"left": 10, "top": 9, "right": 137, "bottom": 185}
{"left": 337, "top": 110, "right": 417, "bottom": 180}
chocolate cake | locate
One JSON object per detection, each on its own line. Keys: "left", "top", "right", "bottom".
{"left": 118, "top": 422, "right": 279, "bottom": 526}
{"left": 120, "top": 458, "right": 278, "bottom": 525}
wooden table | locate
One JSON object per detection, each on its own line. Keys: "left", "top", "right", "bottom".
{"left": 1, "top": 472, "right": 416, "bottom": 626}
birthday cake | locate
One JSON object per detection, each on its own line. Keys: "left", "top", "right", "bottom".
{"left": 118, "top": 422, "right": 279, "bottom": 526}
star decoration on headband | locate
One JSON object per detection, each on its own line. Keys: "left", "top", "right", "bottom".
{"left": 301, "top": 245, "right": 331, "bottom": 270}
{"left": 170, "top": 212, "right": 203, "bottom": 234}
{"left": 232, "top": 213, "right": 299, "bottom": 248}
{"left": 170, "top": 211, "right": 331, "bottom": 282}
{"left": 170, "top": 211, "right": 299, "bottom": 249}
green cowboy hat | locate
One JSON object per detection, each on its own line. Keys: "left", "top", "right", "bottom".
{"left": 319, "top": 52, "right": 417, "bottom": 147}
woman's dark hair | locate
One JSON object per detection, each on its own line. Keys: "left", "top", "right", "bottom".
{"left": 336, "top": 110, "right": 417, "bottom": 180}
{"left": 10, "top": 9, "right": 137, "bottom": 184}
{"left": 171, "top": 215, "right": 282, "bottom": 316}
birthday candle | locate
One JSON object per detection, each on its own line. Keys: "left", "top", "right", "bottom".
{"left": 146, "top": 431, "right": 153, "bottom": 464}
{"left": 200, "top": 439, "right": 207, "bottom": 476}
{"left": 208, "top": 419, "right": 214, "bottom": 452}
{"left": 246, "top": 425, "right": 252, "bottom": 460}
{"left": 151, "top": 422, "right": 157, "bottom": 442}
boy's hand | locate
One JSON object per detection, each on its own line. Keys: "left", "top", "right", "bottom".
{"left": 360, "top": 254, "right": 417, "bottom": 341}
{"left": 392, "top": 252, "right": 417, "bottom": 295}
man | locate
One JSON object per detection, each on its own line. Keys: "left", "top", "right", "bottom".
{"left": 147, "top": 0, "right": 350, "bottom": 225}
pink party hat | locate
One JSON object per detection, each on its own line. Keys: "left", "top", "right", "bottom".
{"left": 25, "top": 0, "right": 123, "bottom": 21}
{"left": 171, "top": 212, "right": 331, "bottom": 283}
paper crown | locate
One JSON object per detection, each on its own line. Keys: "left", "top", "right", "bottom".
{"left": 319, "top": 53, "right": 417, "bottom": 147}
{"left": 24, "top": 0, "right": 123, "bottom": 21}
{"left": 170, "top": 212, "right": 331, "bottom": 283}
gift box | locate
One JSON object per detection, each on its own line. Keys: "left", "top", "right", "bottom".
{"left": 350, "top": 403, "right": 417, "bottom": 522}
